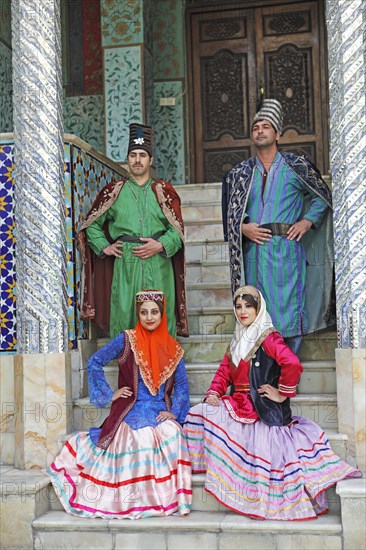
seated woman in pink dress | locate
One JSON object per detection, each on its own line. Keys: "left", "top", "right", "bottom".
{"left": 46, "top": 290, "right": 192, "bottom": 519}
{"left": 183, "top": 285, "right": 361, "bottom": 520}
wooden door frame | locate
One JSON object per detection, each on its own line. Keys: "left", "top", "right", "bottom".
{"left": 186, "top": 0, "right": 329, "bottom": 182}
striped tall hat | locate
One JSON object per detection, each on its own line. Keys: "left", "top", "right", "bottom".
{"left": 127, "top": 123, "right": 154, "bottom": 156}
{"left": 252, "top": 99, "right": 283, "bottom": 134}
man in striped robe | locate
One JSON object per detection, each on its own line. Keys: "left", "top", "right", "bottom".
{"left": 222, "top": 99, "right": 333, "bottom": 354}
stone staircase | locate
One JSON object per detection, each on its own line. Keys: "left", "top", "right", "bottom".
{"left": 2, "top": 182, "right": 365, "bottom": 549}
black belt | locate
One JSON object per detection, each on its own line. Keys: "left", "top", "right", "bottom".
{"left": 259, "top": 223, "right": 292, "bottom": 237}
{"left": 117, "top": 231, "right": 165, "bottom": 243}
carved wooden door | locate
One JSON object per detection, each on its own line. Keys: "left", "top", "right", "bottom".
{"left": 187, "top": 1, "right": 329, "bottom": 182}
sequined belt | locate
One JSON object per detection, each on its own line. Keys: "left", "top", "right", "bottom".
{"left": 117, "top": 231, "right": 165, "bottom": 243}
{"left": 259, "top": 223, "right": 292, "bottom": 237}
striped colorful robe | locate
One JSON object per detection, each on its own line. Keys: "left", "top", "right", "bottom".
{"left": 223, "top": 152, "right": 333, "bottom": 337}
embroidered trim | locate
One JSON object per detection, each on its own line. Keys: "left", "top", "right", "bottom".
{"left": 243, "top": 327, "right": 277, "bottom": 362}
{"left": 79, "top": 180, "right": 126, "bottom": 232}
{"left": 278, "top": 383, "right": 297, "bottom": 394}
{"left": 223, "top": 399, "right": 258, "bottom": 424}
{"left": 154, "top": 181, "right": 184, "bottom": 241}
{"left": 127, "top": 329, "right": 183, "bottom": 396}
{"left": 97, "top": 334, "right": 138, "bottom": 450}
{"left": 136, "top": 290, "right": 164, "bottom": 302}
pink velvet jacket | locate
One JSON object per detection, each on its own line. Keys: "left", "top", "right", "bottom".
{"left": 206, "top": 332, "right": 303, "bottom": 424}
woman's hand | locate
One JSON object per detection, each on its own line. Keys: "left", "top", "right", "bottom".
{"left": 112, "top": 386, "right": 133, "bottom": 401}
{"left": 258, "top": 384, "right": 287, "bottom": 403}
{"left": 156, "top": 411, "right": 176, "bottom": 422}
{"left": 205, "top": 394, "right": 221, "bottom": 406}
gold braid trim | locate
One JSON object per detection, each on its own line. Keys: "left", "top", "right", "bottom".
{"left": 79, "top": 180, "right": 126, "bottom": 232}
{"left": 126, "top": 330, "right": 184, "bottom": 396}
{"left": 242, "top": 327, "right": 277, "bottom": 363}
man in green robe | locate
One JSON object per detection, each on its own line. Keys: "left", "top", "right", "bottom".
{"left": 79, "top": 124, "right": 188, "bottom": 338}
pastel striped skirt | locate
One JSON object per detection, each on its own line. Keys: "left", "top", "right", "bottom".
{"left": 183, "top": 403, "right": 361, "bottom": 520}
{"left": 46, "top": 420, "right": 192, "bottom": 519}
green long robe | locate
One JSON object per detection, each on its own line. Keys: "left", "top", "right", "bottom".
{"left": 85, "top": 178, "right": 182, "bottom": 337}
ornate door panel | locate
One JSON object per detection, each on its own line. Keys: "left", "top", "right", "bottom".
{"left": 187, "top": 1, "right": 329, "bottom": 182}
{"left": 255, "top": 2, "right": 328, "bottom": 173}
{"left": 187, "top": 6, "right": 257, "bottom": 183}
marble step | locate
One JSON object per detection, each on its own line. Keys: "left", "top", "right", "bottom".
{"left": 32, "top": 509, "right": 343, "bottom": 550}
{"left": 186, "top": 260, "right": 230, "bottom": 284}
{"left": 181, "top": 200, "right": 222, "bottom": 221}
{"left": 184, "top": 218, "right": 224, "bottom": 241}
{"left": 186, "top": 282, "right": 232, "bottom": 308}
{"left": 178, "top": 181, "right": 221, "bottom": 203}
{"left": 72, "top": 394, "right": 339, "bottom": 432}
{"left": 96, "top": 330, "right": 336, "bottom": 362}
{"left": 100, "top": 360, "right": 336, "bottom": 396}
{"left": 176, "top": 332, "right": 336, "bottom": 363}
{"left": 48, "top": 467, "right": 342, "bottom": 515}
{"left": 185, "top": 238, "right": 228, "bottom": 263}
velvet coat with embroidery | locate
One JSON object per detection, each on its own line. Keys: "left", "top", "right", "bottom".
{"left": 87, "top": 331, "right": 189, "bottom": 450}
{"left": 78, "top": 178, "right": 189, "bottom": 337}
{"left": 206, "top": 332, "right": 303, "bottom": 426}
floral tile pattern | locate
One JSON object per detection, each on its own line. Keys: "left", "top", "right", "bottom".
{"left": 101, "top": 0, "right": 143, "bottom": 47}
{"left": 0, "top": 144, "right": 16, "bottom": 351}
{"left": 144, "top": 48, "right": 154, "bottom": 125}
{"left": 64, "top": 95, "right": 105, "bottom": 153}
{"left": 104, "top": 45, "right": 143, "bottom": 161}
{"left": 153, "top": 80, "right": 185, "bottom": 185}
{"left": 152, "top": 0, "right": 185, "bottom": 79}
{"left": 0, "top": 43, "right": 13, "bottom": 133}
{"left": 0, "top": 140, "right": 123, "bottom": 352}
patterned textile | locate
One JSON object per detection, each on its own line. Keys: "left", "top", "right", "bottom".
{"left": 46, "top": 421, "right": 192, "bottom": 519}
{"left": 222, "top": 152, "right": 334, "bottom": 336}
{"left": 184, "top": 404, "right": 361, "bottom": 520}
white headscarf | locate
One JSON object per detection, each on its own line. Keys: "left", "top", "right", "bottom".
{"left": 230, "top": 285, "right": 276, "bottom": 367}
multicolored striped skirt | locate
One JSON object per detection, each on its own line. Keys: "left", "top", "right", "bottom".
{"left": 183, "top": 403, "right": 361, "bottom": 520}
{"left": 45, "top": 420, "right": 192, "bottom": 519}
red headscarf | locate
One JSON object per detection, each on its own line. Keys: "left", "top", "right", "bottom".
{"left": 126, "top": 290, "right": 184, "bottom": 395}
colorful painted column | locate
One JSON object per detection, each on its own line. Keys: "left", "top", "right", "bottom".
{"left": 11, "top": 0, "right": 71, "bottom": 468}
{"left": 325, "top": 0, "right": 366, "bottom": 475}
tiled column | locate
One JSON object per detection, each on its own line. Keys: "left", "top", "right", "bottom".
{"left": 11, "top": 0, "right": 70, "bottom": 467}
{"left": 325, "top": 0, "right": 366, "bottom": 470}
{"left": 101, "top": 0, "right": 154, "bottom": 162}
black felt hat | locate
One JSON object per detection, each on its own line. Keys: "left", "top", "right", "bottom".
{"left": 127, "top": 123, "right": 154, "bottom": 156}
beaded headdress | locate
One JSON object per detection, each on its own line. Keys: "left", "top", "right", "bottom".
{"left": 136, "top": 290, "right": 164, "bottom": 303}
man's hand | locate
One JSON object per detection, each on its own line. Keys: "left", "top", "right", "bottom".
{"left": 156, "top": 411, "right": 176, "bottom": 422}
{"left": 132, "top": 238, "right": 164, "bottom": 259}
{"left": 287, "top": 219, "right": 312, "bottom": 241}
{"left": 103, "top": 242, "right": 123, "bottom": 258}
{"left": 204, "top": 394, "right": 221, "bottom": 406}
{"left": 241, "top": 222, "right": 272, "bottom": 244}
{"left": 112, "top": 386, "right": 133, "bottom": 401}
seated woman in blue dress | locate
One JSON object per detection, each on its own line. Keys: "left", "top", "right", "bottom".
{"left": 46, "top": 289, "right": 192, "bottom": 519}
